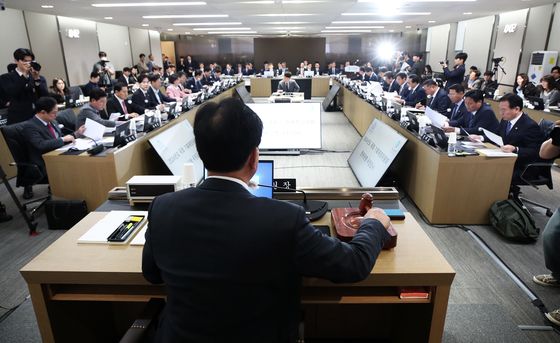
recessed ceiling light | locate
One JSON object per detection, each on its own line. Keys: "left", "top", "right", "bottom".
{"left": 253, "top": 14, "right": 314, "bottom": 17}
{"left": 358, "top": 0, "right": 476, "bottom": 2}
{"left": 92, "top": 2, "right": 206, "bottom": 7}
{"left": 321, "top": 29, "right": 372, "bottom": 33}
{"left": 193, "top": 27, "right": 252, "bottom": 31}
{"left": 263, "top": 21, "right": 309, "bottom": 24}
{"left": 274, "top": 30, "right": 305, "bottom": 33}
{"left": 463, "top": 12, "right": 472, "bottom": 14}
{"left": 428, "top": 20, "right": 436, "bottom": 23}
{"left": 207, "top": 31, "right": 257, "bottom": 34}
{"left": 167, "top": 29, "right": 174, "bottom": 31}
{"left": 389, "top": 29, "right": 395, "bottom": 32}
{"left": 173, "top": 22, "right": 242, "bottom": 26}
{"left": 104, "top": 16, "right": 113, "bottom": 20}
{"left": 325, "top": 26, "right": 384, "bottom": 29}
{"left": 41, "top": 5, "right": 54, "bottom": 9}
{"left": 142, "top": 24, "right": 150, "bottom": 27}
{"left": 239, "top": 0, "right": 274, "bottom": 3}
{"left": 282, "top": 0, "right": 324, "bottom": 3}
{"left": 342, "top": 12, "right": 430, "bottom": 16}
{"left": 144, "top": 14, "right": 228, "bottom": 19}
{"left": 266, "top": 27, "right": 306, "bottom": 30}
{"left": 332, "top": 20, "right": 403, "bottom": 24}
{"left": 405, "top": 25, "right": 412, "bottom": 28}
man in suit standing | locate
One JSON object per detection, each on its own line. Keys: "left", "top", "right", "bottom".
{"left": 447, "top": 89, "right": 499, "bottom": 134}
{"left": 77, "top": 88, "right": 115, "bottom": 128}
{"left": 395, "top": 74, "right": 426, "bottom": 107}
{"left": 23, "top": 97, "right": 85, "bottom": 196}
{"left": 106, "top": 83, "right": 143, "bottom": 118}
{"left": 277, "top": 72, "right": 300, "bottom": 93}
{"left": 1, "top": 48, "right": 49, "bottom": 124}
{"left": 445, "top": 84, "right": 469, "bottom": 127}
{"left": 83, "top": 72, "right": 101, "bottom": 97}
{"left": 442, "top": 52, "right": 468, "bottom": 90}
{"left": 186, "top": 70, "right": 204, "bottom": 93}
{"left": 410, "top": 53, "right": 425, "bottom": 78}
{"left": 147, "top": 73, "right": 175, "bottom": 108}
{"left": 416, "top": 79, "right": 452, "bottom": 115}
{"left": 142, "top": 97, "right": 392, "bottom": 342}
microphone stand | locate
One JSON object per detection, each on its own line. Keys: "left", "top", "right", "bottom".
{"left": 257, "top": 184, "right": 328, "bottom": 221}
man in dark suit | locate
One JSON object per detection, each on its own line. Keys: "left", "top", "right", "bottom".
{"left": 448, "top": 89, "right": 499, "bottom": 134}
{"left": 106, "top": 82, "right": 143, "bottom": 118}
{"left": 396, "top": 74, "right": 426, "bottom": 107}
{"left": 201, "top": 67, "right": 215, "bottom": 86}
{"left": 363, "top": 67, "right": 378, "bottom": 82}
{"left": 147, "top": 73, "right": 174, "bottom": 108}
{"left": 442, "top": 52, "right": 468, "bottom": 90}
{"left": 551, "top": 66, "right": 560, "bottom": 89}
{"left": 480, "top": 71, "right": 498, "bottom": 98}
{"left": 446, "top": 84, "right": 469, "bottom": 127}
{"left": 142, "top": 97, "right": 392, "bottom": 342}
{"left": 186, "top": 70, "right": 204, "bottom": 92}
{"left": 1, "top": 48, "right": 49, "bottom": 124}
{"left": 224, "top": 63, "right": 235, "bottom": 76}
{"left": 131, "top": 74, "right": 153, "bottom": 113}
{"left": 184, "top": 55, "right": 196, "bottom": 73}
{"left": 410, "top": 53, "right": 425, "bottom": 78}
{"left": 277, "top": 72, "right": 300, "bottom": 92}
{"left": 417, "top": 79, "right": 452, "bottom": 115}
{"left": 23, "top": 97, "right": 85, "bottom": 197}
{"left": 383, "top": 72, "right": 400, "bottom": 93}
{"left": 395, "top": 72, "right": 409, "bottom": 97}
{"left": 82, "top": 71, "right": 101, "bottom": 97}
{"left": 327, "top": 62, "right": 339, "bottom": 75}
{"left": 117, "top": 67, "right": 135, "bottom": 85}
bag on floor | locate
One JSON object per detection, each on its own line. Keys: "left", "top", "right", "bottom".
{"left": 489, "top": 199, "right": 539, "bottom": 242}
{"left": 45, "top": 200, "right": 88, "bottom": 230}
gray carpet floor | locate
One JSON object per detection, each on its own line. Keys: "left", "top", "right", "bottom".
{"left": 1, "top": 110, "right": 560, "bottom": 342}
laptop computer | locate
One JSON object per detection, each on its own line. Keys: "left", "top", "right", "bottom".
{"left": 204, "top": 160, "right": 274, "bottom": 198}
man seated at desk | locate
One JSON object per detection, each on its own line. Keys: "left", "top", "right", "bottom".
{"left": 76, "top": 88, "right": 115, "bottom": 128}
{"left": 147, "top": 73, "right": 175, "bottom": 108}
{"left": 416, "top": 79, "right": 452, "bottom": 115}
{"left": 444, "top": 89, "right": 499, "bottom": 134}
{"left": 394, "top": 74, "right": 426, "bottom": 107}
{"left": 106, "top": 82, "right": 142, "bottom": 119}
{"left": 469, "top": 93, "right": 545, "bottom": 184}
{"left": 142, "top": 97, "right": 392, "bottom": 342}
{"left": 186, "top": 70, "right": 204, "bottom": 93}
{"left": 277, "top": 72, "right": 300, "bottom": 93}
{"left": 23, "top": 96, "right": 85, "bottom": 197}
{"left": 446, "top": 84, "right": 469, "bottom": 127}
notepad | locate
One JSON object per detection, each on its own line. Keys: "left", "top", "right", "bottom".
{"left": 77, "top": 211, "right": 148, "bottom": 245}
{"left": 476, "top": 148, "right": 517, "bottom": 157}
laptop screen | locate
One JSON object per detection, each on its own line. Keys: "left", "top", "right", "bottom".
{"left": 204, "top": 160, "right": 274, "bottom": 198}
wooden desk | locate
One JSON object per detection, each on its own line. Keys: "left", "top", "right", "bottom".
{"left": 487, "top": 98, "right": 560, "bottom": 123}
{"left": 21, "top": 210, "right": 455, "bottom": 343}
{"left": 338, "top": 84, "right": 517, "bottom": 224}
{"left": 250, "top": 76, "right": 330, "bottom": 98}
{"left": 43, "top": 84, "right": 242, "bottom": 211}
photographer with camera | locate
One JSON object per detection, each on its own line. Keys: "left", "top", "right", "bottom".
{"left": 0, "top": 48, "right": 49, "bottom": 124}
{"left": 441, "top": 52, "right": 468, "bottom": 91}
{"left": 532, "top": 121, "right": 560, "bottom": 325}
{"left": 92, "top": 51, "right": 115, "bottom": 90}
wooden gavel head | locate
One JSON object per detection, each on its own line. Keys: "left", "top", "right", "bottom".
{"left": 358, "top": 193, "right": 374, "bottom": 216}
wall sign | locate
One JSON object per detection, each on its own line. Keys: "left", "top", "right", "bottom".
{"left": 503, "top": 24, "right": 517, "bottom": 34}
{"left": 66, "top": 29, "right": 80, "bottom": 38}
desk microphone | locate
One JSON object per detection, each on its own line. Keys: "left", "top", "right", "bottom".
{"left": 254, "top": 183, "right": 328, "bottom": 222}
{"left": 83, "top": 135, "right": 105, "bottom": 155}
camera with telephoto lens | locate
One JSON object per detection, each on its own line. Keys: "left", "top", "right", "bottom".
{"left": 439, "top": 60, "right": 448, "bottom": 65}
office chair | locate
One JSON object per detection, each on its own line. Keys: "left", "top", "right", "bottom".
{"left": 68, "top": 85, "right": 83, "bottom": 101}
{"left": 56, "top": 108, "right": 77, "bottom": 135}
{"left": 512, "top": 119, "right": 557, "bottom": 217}
{"left": 119, "top": 298, "right": 165, "bottom": 343}
{"left": 1, "top": 123, "right": 51, "bottom": 225}
{"left": 0, "top": 165, "right": 37, "bottom": 234}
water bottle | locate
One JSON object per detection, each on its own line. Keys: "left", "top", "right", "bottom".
{"left": 545, "top": 98, "right": 550, "bottom": 110}
{"left": 155, "top": 109, "right": 162, "bottom": 126}
{"left": 129, "top": 119, "right": 137, "bottom": 136}
{"left": 447, "top": 132, "right": 457, "bottom": 156}
{"left": 419, "top": 123, "right": 426, "bottom": 136}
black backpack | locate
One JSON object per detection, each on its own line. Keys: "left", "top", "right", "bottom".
{"left": 489, "top": 199, "right": 539, "bottom": 242}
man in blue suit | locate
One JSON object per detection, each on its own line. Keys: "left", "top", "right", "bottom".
{"left": 396, "top": 74, "right": 426, "bottom": 107}
{"left": 147, "top": 73, "right": 174, "bottom": 108}
{"left": 396, "top": 72, "right": 409, "bottom": 97}
{"left": 417, "top": 79, "right": 452, "bottom": 115}
{"left": 446, "top": 84, "right": 469, "bottom": 126}
{"left": 142, "top": 97, "right": 392, "bottom": 342}
{"left": 442, "top": 52, "right": 468, "bottom": 90}
{"left": 383, "top": 72, "right": 400, "bottom": 93}
{"left": 186, "top": 70, "right": 204, "bottom": 93}
{"left": 449, "top": 89, "right": 499, "bottom": 134}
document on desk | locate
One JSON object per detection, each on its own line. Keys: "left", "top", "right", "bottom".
{"left": 130, "top": 226, "right": 147, "bottom": 246}
{"left": 77, "top": 211, "right": 148, "bottom": 245}
{"left": 481, "top": 128, "right": 504, "bottom": 147}
{"left": 108, "top": 112, "right": 121, "bottom": 122}
{"left": 55, "top": 138, "right": 96, "bottom": 152}
{"left": 425, "top": 107, "right": 447, "bottom": 128}
{"left": 476, "top": 148, "right": 517, "bottom": 157}
{"left": 84, "top": 118, "right": 105, "bottom": 142}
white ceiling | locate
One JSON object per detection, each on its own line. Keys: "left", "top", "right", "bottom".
{"left": 5, "top": 0, "right": 557, "bottom": 37}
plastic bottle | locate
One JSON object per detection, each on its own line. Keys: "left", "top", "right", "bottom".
{"left": 447, "top": 132, "right": 457, "bottom": 156}
{"left": 129, "top": 119, "right": 137, "bottom": 136}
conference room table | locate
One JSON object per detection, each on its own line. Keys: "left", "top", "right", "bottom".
{"left": 42, "top": 83, "right": 244, "bottom": 211}
{"left": 336, "top": 81, "right": 518, "bottom": 225}
{"left": 250, "top": 76, "right": 330, "bottom": 99}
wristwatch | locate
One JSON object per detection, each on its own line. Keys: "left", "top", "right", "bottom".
{"left": 514, "top": 146, "right": 519, "bottom": 153}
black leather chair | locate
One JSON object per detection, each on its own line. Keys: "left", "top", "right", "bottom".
{"left": 119, "top": 298, "right": 165, "bottom": 343}
{"left": 0, "top": 122, "right": 51, "bottom": 223}
{"left": 512, "top": 119, "right": 557, "bottom": 217}
{"left": 68, "top": 85, "right": 83, "bottom": 101}
{"left": 56, "top": 108, "right": 77, "bottom": 135}
{"left": 0, "top": 165, "right": 37, "bottom": 234}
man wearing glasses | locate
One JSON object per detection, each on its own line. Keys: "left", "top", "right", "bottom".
{"left": 0, "top": 48, "right": 49, "bottom": 124}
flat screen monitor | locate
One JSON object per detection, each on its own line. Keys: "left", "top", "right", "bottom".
{"left": 204, "top": 160, "right": 274, "bottom": 198}
{"left": 236, "top": 86, "right": 254, "bottom": 103}
{"left": 322, "top": 84, "right": 340, "bottom": 111}
{"left": 246, "top": 103, "right": 322, "bottom": 150}
{"left": 348, "top": 119, "right": 407, "bottom": 187}
{"left": 148, "top": 120, "right": 204, "bottom": 184}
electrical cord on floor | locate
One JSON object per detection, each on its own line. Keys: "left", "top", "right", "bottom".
{"left": 0, "top": 295, "right": 30, "bottom": 324}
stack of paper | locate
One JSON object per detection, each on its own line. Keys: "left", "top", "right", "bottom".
{"left": 77, "top": 211, "right": 148, "bottom": 245}
{"left": 476, "top": 149, "right": 517, "bottom": 157}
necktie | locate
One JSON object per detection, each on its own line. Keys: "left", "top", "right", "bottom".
{"left": 506, "top": 121, "right": 513, "bottom": 135}
{"left": 452, "top": 104, "right": 458, "bottom": 118}
{"left": 47, "top": 123, "right": 57, "bottom": 139}
{"left": 121, "top": 99, "right": 128, "bottom": 114}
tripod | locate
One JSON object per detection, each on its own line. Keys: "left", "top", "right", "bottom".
{"left": 492, "top": 61, "right": 507, "bottom": 83}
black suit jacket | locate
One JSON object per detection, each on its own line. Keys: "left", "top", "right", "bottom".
{"left": 496, "top": 113, "right": 544, "bottom": 182}
{"left": 131, "top": 89, "right": 151, "bottom": 112}
{"left": 143, "top": 178, "right": 389, "bottom": 342}
{"left": 106, "top": 95, "right": 145, "bottom": 117}
{"left": 443, "top": 64, "right": 466, "bottom": 90}
{"left": 461, "top": 103, "right": 499, "bottom": 134}
{"left": 427, "top": 88, "right": 452, "bottom": 115}
{"left": 448, "top": 100, "right": 468, "bottom": 126}
{"left": 1, "top": 71, "right": 49, "bottom": 124}
{"left": 23, "top": 116, "right": 65, "bottom": 177}
{"left": 387, "top": 80, "right": 400, "bottom": 93}
{"left": 186, "top": 77, "right": 203, "bottom": 92}
{"left": 403, "top": 86, "right": 426, "bottom": 107}
{"left": 147, "top": 87, "right": 174, "bottom": 107}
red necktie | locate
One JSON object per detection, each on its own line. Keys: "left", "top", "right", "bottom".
{"left": 121, "top": 100, "right": 128, "bottom": 114}
{"left": 47, "top": 123, "right": 57, "bottom": 139}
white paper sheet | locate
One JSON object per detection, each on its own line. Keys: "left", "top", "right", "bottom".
{"left": 84, "top": 118, "right": 106, "bottom": 142}
{"left": 108, "top": 112, "right": 121, "bottom": 122}
{"left": 130, "top": 226, "right": 147, "bottom": 246}
{"left": 481, "top": 128, "right": 504, "bottom": 147}
{"left": 77, "top": 211, "right": 148, "bottom": 245}
{"left": 425, "top": 107, "right": 448, "bottom": 128}
{"left": 476, "top": 148, "right": 517, "bottom": 157}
